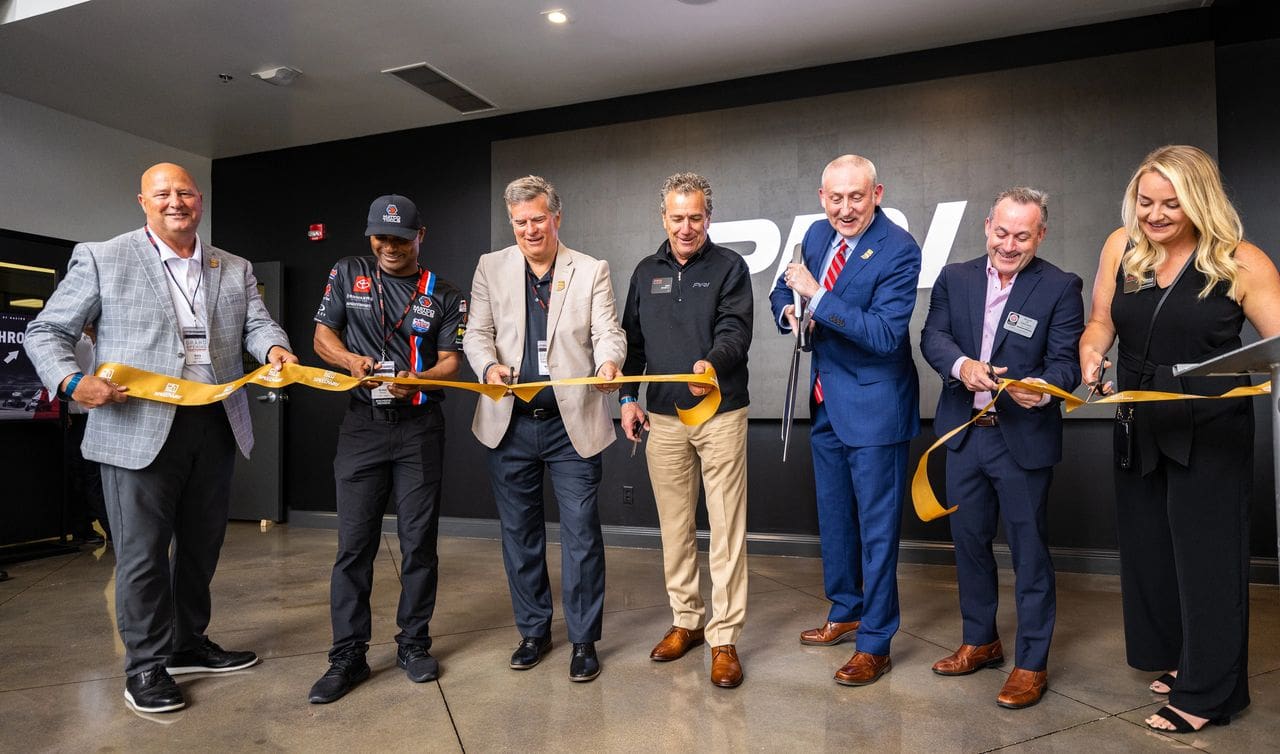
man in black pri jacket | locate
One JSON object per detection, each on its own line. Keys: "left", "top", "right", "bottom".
{"left": 619, "top": 172, "right": 753, "bottom": 688}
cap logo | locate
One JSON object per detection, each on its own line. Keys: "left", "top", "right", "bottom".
{"left": 386, "top": 204, "right": 398, "bottom": 215}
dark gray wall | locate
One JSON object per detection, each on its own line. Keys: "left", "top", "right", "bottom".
{"left": 490, "top": 44, "right": 1216, "bottom": 420}
{"left": 211, "top": 6, "right": 1278, "bottom": 560}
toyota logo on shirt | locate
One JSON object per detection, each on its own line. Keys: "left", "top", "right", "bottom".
{"left": 353, "top": 276, "right": 372, "bottom": 293}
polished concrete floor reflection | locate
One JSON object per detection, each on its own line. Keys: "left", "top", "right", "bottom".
{"left": 1, "top": 523, "right": 1277, "bottom": 752}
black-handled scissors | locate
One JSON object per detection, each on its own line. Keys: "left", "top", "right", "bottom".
{"left": 1085, "top": 359, "right": 1109, "bottom": 402}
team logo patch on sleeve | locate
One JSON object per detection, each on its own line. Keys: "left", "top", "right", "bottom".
{"left": 412, "top": 317, "right": 430, "bottom": 333}
{"left": 353, "top": 276, "right": 372, "bottom": 293}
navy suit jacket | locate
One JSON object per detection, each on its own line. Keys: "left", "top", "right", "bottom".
{"left": 920, "top": 255, "right": 1083, "bottom": 470}
{"left": 769, "top": 208, "right": 921, "bottom": 447}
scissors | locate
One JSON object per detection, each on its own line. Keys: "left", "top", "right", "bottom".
{"left": 1085, "top": 359, "right": 1109, "bottom": 403}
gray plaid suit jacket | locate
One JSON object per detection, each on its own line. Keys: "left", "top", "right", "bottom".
{"left": 25, "top": 228, "right": 291, "bottom": 470}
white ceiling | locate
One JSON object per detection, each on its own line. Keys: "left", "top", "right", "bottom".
{"left": 0, "top": 0, "right": 1203, "bottom": 158}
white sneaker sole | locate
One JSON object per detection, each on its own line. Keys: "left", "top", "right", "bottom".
{"left": 124, "top": 689, "right": 185, "bottom": 713}
{"left": 166, "top": 656, "right": 259, "bottom": 675}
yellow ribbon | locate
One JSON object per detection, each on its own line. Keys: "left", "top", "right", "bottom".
{"left": 912, "top": 378, "right": 1272, "bottom": 522}
{"left": 93, "top": 362, "right": 721, "bottom": 426}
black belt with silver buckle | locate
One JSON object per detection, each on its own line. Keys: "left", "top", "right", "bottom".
{"left": 971, "top": 411, "right": 998, "bottom": 427}
{"left": 514, "top": 406, "right": 559, "bottom": 420}
{"left": 359, "top": 400, "right": 436, "bottom": 423}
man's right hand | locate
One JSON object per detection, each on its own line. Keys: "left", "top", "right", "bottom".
{"left": 67, "top": 374, "right": 128, "bottom": 408}
{"left": 621, "top": 401, "right": 649, "bottom": 442}
{"left": 958, "top": 358, "right": 1006, "bottom": 393}
{"left": 485, "top": 364, "right": 515, "bottom": 386}
{"left": 347, "top": 354, "right": 380, "bottom": 388}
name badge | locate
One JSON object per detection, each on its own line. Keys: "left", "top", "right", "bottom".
{"left": 1003, "top": 312, "right": 1038, "bottom": 338}
{"left": 537, "top": 339, "right": 550, "bottom": 376}
{"left": 1122, "top": 272, "right": 1156, "bottom": 294}
{"left": 651, "top": 277, "right": 673, "bottom": 294}
{"left": 370, "top": 359, "right": 396, "bottom": 405}
{"left": 181, "top": 327, "right": 211, "bottom": 365}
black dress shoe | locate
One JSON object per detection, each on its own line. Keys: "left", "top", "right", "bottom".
{"left": 308, "top": 648, "right": 370, "bottom": 704}
{"left": 397, "top": 644, "right": 440, "bottom": 683}
{"left": 510, "top": 635, "right": 552, "bottom": 670}
{"left": 124, "top": 667, "right": 185, "bottom": 713}
{"left": 166, "top": 637, "right": 258, "bottom": 675}
{"left": 569, "top": 642, "right": 600, "bottom": 682}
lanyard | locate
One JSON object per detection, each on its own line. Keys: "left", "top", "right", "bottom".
{"left": 375, "top": 265, "right": 433, "bottom": 360}
{"left": 527, "top": 266, "right": 552, "bottom": 313}
{"left": 144, "top": 227, "right": 202, "bottom": 318}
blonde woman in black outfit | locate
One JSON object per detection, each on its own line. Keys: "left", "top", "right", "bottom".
{"left": 1079, "top": 145, "right": 1280, "bottom": 733}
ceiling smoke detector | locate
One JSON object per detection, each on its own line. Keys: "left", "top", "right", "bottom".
{"left": 251, "top": 66, "right": 302, "bottom": 86}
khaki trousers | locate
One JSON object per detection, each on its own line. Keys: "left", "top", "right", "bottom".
{"left": 645, "top": 407, "right": 748, "bottom": 646}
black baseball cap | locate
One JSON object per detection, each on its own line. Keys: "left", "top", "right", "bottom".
{"left": 365, "top": 194, "right": 421, "bottom": 240}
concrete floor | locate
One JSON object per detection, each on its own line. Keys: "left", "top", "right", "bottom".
{"left": 1, "top": 523, "right": 1277, "bottom": 753}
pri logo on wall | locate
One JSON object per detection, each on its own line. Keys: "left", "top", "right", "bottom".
{"left": 353, "top": 276, "right": 372, "bottom": 293}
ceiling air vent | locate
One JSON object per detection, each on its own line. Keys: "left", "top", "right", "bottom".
{"left": 382, "top": 62, "right": 496, "bottom": 114}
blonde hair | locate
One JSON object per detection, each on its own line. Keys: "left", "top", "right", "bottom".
{"left": 1120, "top": 145, "right": 1244, "bottom": 300}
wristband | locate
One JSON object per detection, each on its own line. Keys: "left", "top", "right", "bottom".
{"left": 619, "top": 395, "right": 637, "bottom": 405}
{"left": 62, "top": 372, "right": 85, "bottom": 400}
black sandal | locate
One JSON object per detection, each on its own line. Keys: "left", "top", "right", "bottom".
{"left": 1149, "top": 672, "right": 1176, "bottom": 694}
{"left": 1146, "top": 706, "right": 1230, "bottom": 734}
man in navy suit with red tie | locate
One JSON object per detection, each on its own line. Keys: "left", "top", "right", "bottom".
{"left": 920, "top": 188, "right": 1083, "bottom": 709}
{"left": 770, "top": 154, "right": 920, "bottom": 686}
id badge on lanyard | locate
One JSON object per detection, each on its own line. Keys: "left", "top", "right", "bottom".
{"left": 370, "top": 359, "right": 397, "bottom": 406}
{"left": 182, "top": 326, "right": 211, "bottom": 365}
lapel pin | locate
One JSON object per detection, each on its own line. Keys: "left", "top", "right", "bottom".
{"left": 555, "top": 281, "right": 565, "bottom": 291}
{"left": 209, "top": 258, "right": 220, "bottom": 269}
{"left": 860, "top": 249, "right": 874, "bottom": 260}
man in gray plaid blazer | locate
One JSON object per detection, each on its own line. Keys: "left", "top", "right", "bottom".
{"left": 25, "top": 163, "right": 296, "bottom": 713}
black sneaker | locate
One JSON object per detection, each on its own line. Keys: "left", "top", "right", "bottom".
{"left": 510, "top": 635, "right": 552, "bottom": 669}
{"left": 569, "top": 642, "right": 600, "bottom": 682}
{"left": 124, "top": 667, "right": 185, "bottom": 713}
{"left": 166, "top": 637, "right": 258, "bottom": 675}
{"left": 397, "top": 644, "right": 440, "bottom": 683}
{"left": 308, "top": 648, "right": 370, "bottom": 704}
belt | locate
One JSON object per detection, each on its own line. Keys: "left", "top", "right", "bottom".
{"left": 356, "top": 400, "right": 437, "bottom": 423}
{"left": 971, "top": 410, "right": 998, "bottom": 427}
{"left": 513, "top": 405, "right": 559, "bottom": 420}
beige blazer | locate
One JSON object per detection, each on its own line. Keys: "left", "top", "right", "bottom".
{"left": 463, "top": 243, "right": 626, "bottom": 457}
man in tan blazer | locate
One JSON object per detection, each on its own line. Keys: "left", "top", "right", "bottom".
{"left": 463, "top": 175, "right": 626, "bottom": 682}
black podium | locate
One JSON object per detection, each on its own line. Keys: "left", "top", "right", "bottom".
{"left": 1175, "top": 332, "right": 1280, "bottom": 572}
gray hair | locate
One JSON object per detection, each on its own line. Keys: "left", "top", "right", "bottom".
{"left": 821, "top": 154, "right": 878, "bottom": 188}
{"left": 990, "top": 187, "right": 1048, "bottom": 226}
{"left": 504, "top": 175, "right": 561, "bottom": 216}
{"left": 659, "top": 172, "right": 713, "bottom": 215}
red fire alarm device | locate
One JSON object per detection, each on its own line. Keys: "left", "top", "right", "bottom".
{"left": 308, "top": 224, "right": 326, "bottom": 241}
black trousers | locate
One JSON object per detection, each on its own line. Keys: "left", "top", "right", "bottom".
{"left": 100, "top": 405, "right": 235, "bottom": 675}
{"left": 329, "top": 403, "right": 444, "bottom": 656}
{"left": 1114, "top": 404, "right": 1252, "bottom": 718}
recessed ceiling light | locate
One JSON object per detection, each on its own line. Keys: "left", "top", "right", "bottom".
{"left": 545, "top": 9, "right": 568, "bottom": 24}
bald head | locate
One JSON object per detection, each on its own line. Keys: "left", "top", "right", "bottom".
{"left": 818, "top": 154, "right": 883, "bottom": 239}
{"left": 138, "top": 162, "right": 203, "bottom": 254}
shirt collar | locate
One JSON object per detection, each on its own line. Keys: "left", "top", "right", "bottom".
{"left": 147, "top": 226, "right": 203, "bottom": 264}
{"left": 985, "top": 256, "right": 1017, "bottom": 288}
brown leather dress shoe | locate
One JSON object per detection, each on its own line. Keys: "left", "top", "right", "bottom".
{"left": 932, "top": 639, "right": 1005, "bottom": 676}
{"left": 997, "top": 668, "right": 1048, "bottom": 709}
{"left": 833, "top": 651, "right": 891, "bottom": 686}
{"left": 710, "top": 645, "right": 743, "bottom": 688}
{"left": 649, "top": 626, "right": 705, "bottom": 662}
{"left": 799, "top": 620, "right": 860, "bottom": 646}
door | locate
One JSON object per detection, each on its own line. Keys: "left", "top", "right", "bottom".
{"left": 229, "top": 261, "right": 285, "bottom": 522}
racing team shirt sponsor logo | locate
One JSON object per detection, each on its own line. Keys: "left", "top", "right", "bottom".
{"left": 353, "top": 276, "right": 372, "bottom": 293}
{"left": 329, "top": 268, "right": 338, "bottom": 279}
{"left": 383, "top": 204, "right": 401, "bottom": 223}
{"left": 412, "top": 304, "right": 435, "bottom": 317}
{"left": 412, "top": 317, "right": 430, "bottom": 333}
{"left": 324, "top": 283, "right": 332, "bottom": 296}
